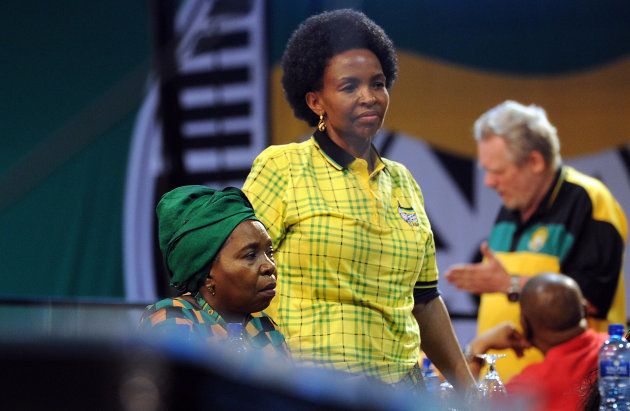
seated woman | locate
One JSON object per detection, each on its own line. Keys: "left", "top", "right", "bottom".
{"left": 140, "top": 185, "right": 288, "bottom": 358}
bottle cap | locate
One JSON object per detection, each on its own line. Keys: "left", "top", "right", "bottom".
{"left": 608, "top": 323, "right": 624, "bottom": 336}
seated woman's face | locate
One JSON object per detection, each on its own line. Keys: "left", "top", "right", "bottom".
{"left": 209, "top": 220, "right": 277, "bottom": 318}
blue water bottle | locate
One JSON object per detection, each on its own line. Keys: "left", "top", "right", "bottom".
{"left": 598, "top": 324, "right": 630, "bottom": 410}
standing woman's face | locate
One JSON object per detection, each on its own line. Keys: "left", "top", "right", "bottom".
{"left": 307, "top": 48, "right": 389, "bottom": 144}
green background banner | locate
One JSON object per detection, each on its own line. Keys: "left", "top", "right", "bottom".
{"left": 1, "top": 1, "right": 150, "bottom": 297}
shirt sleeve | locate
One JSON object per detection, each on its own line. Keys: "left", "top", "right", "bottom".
{"left": 561, "top": 189, "right": 627, "bottom": 318}
{"left": 403, "top": 166, "right": 440, "bottom": 302}
{"left": 139, "top": 305, "right": 196, "bottom": 341}
{"left": 413, "top": 231, "right": 440, "bottom": 304}
{"left": 242, "top": 148, "right": 288, "bottom": 249}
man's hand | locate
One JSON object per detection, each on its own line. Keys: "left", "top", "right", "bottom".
{"left": 465, "top": 322, "right": 532, "bottom": 379}
{"left": 470, "top": 322, "right": 532, "bottom": 359}
{"left": 445, "top": 242, "right": 511, "bottom": 294}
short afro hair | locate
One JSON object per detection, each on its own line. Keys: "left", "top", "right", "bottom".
{"left": 281, "top": 8, "right": 398, "bottom": 127}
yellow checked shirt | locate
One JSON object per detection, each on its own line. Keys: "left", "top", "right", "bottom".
{"left": 243, "top": 131, "right": 439, "bottom": 383}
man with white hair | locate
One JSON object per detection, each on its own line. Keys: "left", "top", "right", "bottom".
{"left": 446, "top": 100, "right": 627, "bottom": 380}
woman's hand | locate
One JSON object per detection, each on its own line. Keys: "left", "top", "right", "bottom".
{"left": 413, "top": 296, "right": 476, "bottom": 394}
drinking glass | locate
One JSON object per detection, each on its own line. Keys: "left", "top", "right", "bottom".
{"left": 477, "top": 353, "right": 507, "bottom": 400}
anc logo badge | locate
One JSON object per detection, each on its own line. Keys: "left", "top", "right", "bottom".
{"left": 398, "top": 202, "right": 419, "bottom": 226}
{"left": 528, "top": 227, "right": 549, "bottom": 252}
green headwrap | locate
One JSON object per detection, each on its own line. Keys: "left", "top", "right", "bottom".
{"left": 156, "top": 185, "right": 258, "bottom": 293}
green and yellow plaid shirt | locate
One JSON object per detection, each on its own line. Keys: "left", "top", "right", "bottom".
{"left": 243, "top": 131, "right": 438, "bottom": 383}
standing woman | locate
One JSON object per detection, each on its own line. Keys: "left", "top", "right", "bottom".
{"left": 243, "top": 9, "right": 473, "bottom": 390}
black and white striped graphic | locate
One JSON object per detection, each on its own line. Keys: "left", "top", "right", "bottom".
{"left": 124, "top": 0, "right": 267, "bottom": 301}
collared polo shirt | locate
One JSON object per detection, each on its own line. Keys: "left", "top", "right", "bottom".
{"left": 478, "top": 165, "right": 627, "bottom": 381}
{"left": 243, "top": 130, "right": 438, "bottom": 382}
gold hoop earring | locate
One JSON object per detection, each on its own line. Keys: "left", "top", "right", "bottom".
{"left": 317, "top": 114, "right": 326, "bottom": 132}
{"left": 207, "top": 283, "right": 216, "bottom": 296}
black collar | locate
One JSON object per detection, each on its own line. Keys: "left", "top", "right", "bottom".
{"left": 313, "top": 129, "right": 355, "bottom": 169}
{"left": 313, "top": 129, "right": 382, "bottom": 170}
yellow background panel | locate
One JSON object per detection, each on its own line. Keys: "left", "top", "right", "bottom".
{"left": 270, "top": 52, "right": 630, "bottom": 158}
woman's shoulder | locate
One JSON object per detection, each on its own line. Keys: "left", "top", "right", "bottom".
{"left": 251, "top": 310, "right": 280, "bottom": 323}
{"left": 254, "top": 138, "right": 315, "bottom": 162}
{"left": 140, "top": 296, "right": 222, "bottom": 331}
{"left": 146, "top": 296, "right": 197, "bottom": 311}
{"left": 141, "top": 297, "right": 201, "bottom": 324}
{"left": 250, "top": 311, "right": 281, "bottom": 329}
{"left": 140, "top": 297, "right": 194, "bottom": 330}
